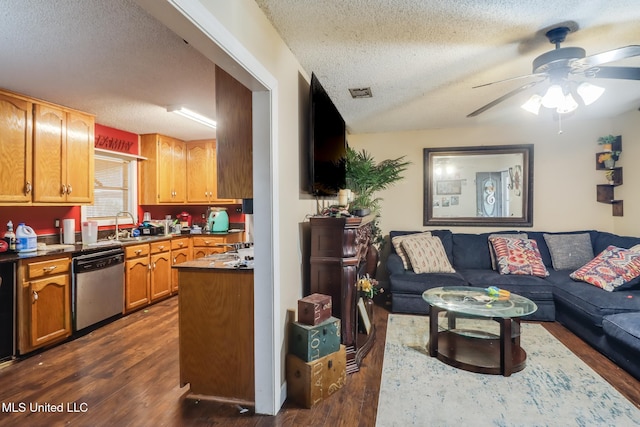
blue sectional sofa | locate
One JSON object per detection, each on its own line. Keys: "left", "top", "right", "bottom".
{"left": 387, "top": 229, "right": 640, "bottom": 381}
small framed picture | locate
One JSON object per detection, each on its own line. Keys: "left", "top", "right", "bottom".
{"left": 357, "top": 297, "right": 372, "bottom": 335}
{"left": 436, "top": 179, "right": 462, "bottom": 195}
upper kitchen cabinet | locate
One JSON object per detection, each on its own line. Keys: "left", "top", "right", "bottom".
{"left": 0, "top": 90, "right": 33, "bottom": 204}
{"left": 33, "top": 105, "right": 95, "bottom": 204}
{"left": 0, "top": 88, "right": 94, "bottom": 206}
{"left": 215, "top": 66, "right": 253, "bottom": 199}
{"left": 139, "top": 134, "right": 187, "bottom": 204}
{"left": 186, "top": 140, "right": 237, "bottom": 204}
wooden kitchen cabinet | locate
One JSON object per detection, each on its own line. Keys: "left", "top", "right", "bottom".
{"left": 32, "top": 104, "right": 94, "bottom": 204}
{"left": 17, "top": 255, "right": 72, "bottom": 354}
{"left": 0, "top": 90, "right": 33, "bottom": 204}
{"left": 186, "top": 140, "right": 238, "bottom": 204}
{"left": 124, "top": 243, "right": 151, "bottom": 313}
{"left": 215, "top": 66, "right": 253, "bottom": 199}
{"left": 192, "top": 233, "right": 243, "bottom": 259}
{"left": 171, "top": 237, "right": 191, "bottom": 293}
{"left": 139, "top": 134, "right": 187, "bottom": 204}
{"left": 150, "top": 241, "right": 171, "bottom": 301}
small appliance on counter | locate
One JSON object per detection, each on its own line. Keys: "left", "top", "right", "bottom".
{"left": 178, "top": 211, "right": 192, "bottom": 228}
{"left": 137, "top": 223, "right": 164, "bottom": 236}
{"left": 206, "top": 207, "right": 229, "bottom": 233}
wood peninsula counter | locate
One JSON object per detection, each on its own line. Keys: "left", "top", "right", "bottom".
{"left": 174, "top": 256, "right": 254, "bottom": 406}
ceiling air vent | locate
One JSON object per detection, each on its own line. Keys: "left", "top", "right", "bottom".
{"left": 349, "top": 87, "right": 372, "bottom": 98}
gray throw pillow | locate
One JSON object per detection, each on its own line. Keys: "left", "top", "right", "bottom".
{"left": 544, "top": 233, "right": 594, "bottom": 271}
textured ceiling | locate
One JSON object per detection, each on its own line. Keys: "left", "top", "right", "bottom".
{"left": 255, "top": 0, "right": 640, "bottom": 134}
{"left": 0, "top": 1, "right": 638, "bottom": 141}
{"left": 0, "top": 0, "right": 219, "bottom": 141}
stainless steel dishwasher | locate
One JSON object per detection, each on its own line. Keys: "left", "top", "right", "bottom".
{"left": 73, "top": 247, "right": 125, "bottom": 332}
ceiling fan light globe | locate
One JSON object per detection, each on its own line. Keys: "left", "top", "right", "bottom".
{"left": 556, "top": 93, "right": 579, "bottom": 114}
{"left": 577, "top": 82, "right": 605, "bottom": 105}
{"left": 541, "top": 85, "right": 564, "bottom": 108}
{"left": 521, "top": 94, "right": 542, "bottom": 115}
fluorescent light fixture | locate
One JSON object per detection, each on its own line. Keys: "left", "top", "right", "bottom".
{"left": 577, "top": 82, "right": 605, "bottom": 105}
{"left": 167, "top": 106, "right": 217, "bottom": 129}
{"left": 521, "top": 94, "right": 542, "bottom": 115}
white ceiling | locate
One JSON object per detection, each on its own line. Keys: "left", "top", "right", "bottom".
{"left": 255, "top": 0, "right": 640, "bottom": 134}
{"left": 0, "top": 0, "right": 219, "bottom": 141}
{"left": 1, "top": 1, "right": 639, "bottom": 141}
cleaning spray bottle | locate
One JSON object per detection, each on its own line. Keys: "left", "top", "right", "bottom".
{"left": 4, "top": 221, "right": 16, "bottom": 252}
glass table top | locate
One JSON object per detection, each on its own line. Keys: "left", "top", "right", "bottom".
{"left": 423, "top": 286, "right": 538, "bottom": 319}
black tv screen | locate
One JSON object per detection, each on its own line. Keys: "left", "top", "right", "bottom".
{"left": 309, "top": 73, "right": 346, "bottom": 196}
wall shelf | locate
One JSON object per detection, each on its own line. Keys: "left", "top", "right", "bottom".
{"left": 595, "top": 135, "right": 623, "bottom": 217}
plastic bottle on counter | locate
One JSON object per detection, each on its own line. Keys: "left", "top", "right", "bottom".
{"left": 15, "top": 223, "right": 37, "bottom": 253}
{"left": 3, "top": 221, "right": 16, "bottom": 252}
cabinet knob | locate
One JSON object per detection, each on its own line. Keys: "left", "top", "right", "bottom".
{"left": 135, "top": 250, "right": 142, "bottom": 255}
{"left": 32, "top": 290, "right": 38, "bottom": 302}
{"left": 67, "top": 184, "right": 73, "bottom": 194}
{"left": 158, "top": 245, "right": 165, "bottom": 250}
{"left": 61, "top": 184, "right": 67, "bottom": 195}
{"left": 173, "top": 257, "right": 177, "bottom": 264}
{"left": 25, "top": 181, "right": 32, "bottom": 194}
{"left": 43, "top": 266, "right": 57, "bottom": 273}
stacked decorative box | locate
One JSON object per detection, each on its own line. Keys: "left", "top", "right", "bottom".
{"left": 286, "top": 293, "right": 347, "bottom": 408}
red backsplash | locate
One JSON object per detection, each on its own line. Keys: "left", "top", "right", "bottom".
{"left": 0, "top": 206, "right": 80, "bottom": 236}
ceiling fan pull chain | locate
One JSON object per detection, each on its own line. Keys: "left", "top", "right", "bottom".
{"left": 558, "top": 113, "right": 563, "bottom": 135}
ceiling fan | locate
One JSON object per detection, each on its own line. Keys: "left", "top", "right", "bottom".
{"left": 467, "top": 26, "right": 640, "bottom": 117}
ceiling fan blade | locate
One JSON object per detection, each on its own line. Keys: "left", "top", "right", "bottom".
{"left": 467, "top": 80, "right": 544, "bottom": 117}
{"left": 587, "top": 66, "right": 640, "bottom": 81}
{"left": 571, "top": 45, "right": 640, "bottom": 70}
{"left": 472, "top": 72, "right": 546, "bottom": 89}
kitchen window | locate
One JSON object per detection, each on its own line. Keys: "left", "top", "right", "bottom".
{"left": 81, "top": 153, "right": 138, "bottom": 226}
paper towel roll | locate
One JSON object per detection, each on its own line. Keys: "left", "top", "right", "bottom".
{"left": 63, "top": 219, "right": 76, "bottom": 244}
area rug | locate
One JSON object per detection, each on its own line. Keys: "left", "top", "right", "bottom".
{"left": 376, "top": 314, "right": 640, "bottom": 427}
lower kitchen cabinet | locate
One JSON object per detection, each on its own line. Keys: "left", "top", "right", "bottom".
{"left": 150, "top": 241, "right": 171, "bottom": 301}
{"left": 171, "top": 237, "right": 191, "bottom": 293}
{"left": 17, "top": 255, "right": 72, "bottom": 354}
{"left": 124, "top": 243, "right": 151, "bottom": 313}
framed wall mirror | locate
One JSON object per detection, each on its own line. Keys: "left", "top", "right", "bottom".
{"left": 424, "top": 144, "right": 533, "bottom": 227}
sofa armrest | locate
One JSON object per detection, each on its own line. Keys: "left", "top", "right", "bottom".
{"left": 387, "top": 253, "right": 407, "bottom": 275}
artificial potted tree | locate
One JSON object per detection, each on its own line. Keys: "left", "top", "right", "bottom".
{"left": 345, "top": 146, "right": 410, "bottom": 276}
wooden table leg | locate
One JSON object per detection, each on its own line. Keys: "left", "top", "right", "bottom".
{"left": 499, "top": 317, "right": 513, "bottom": 376}
{"left": 428, "top": 305, "right": 441, "bottom": 357}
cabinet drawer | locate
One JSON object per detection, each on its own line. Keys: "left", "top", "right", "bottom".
{"left": 171, "top": 238, "right": 190, "bottom": 250}
{"left": 25, "top": 257, "right": 70, "bottom": 280}
{"left": 150, "top": 240, "right": 170, "bottom": 254}
{"left": 191, "top": 236, "right": 226, "bottom": 247}
{"left": 125, "top": 244, "right": 150, "bottom": 258}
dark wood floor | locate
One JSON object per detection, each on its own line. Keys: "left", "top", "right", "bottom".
{"left": 0, "top": 295, "right": 638, "bottom": 426}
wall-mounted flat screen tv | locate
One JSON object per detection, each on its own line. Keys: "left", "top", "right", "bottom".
{"left": 309, "top": 73, "right": 346, "bottom": 196}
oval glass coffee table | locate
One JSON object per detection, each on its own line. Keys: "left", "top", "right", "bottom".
{"left": 423, "top": 286, "right": 538, "bottom": 376}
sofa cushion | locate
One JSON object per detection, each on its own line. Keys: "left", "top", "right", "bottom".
{"left": 594, "top": 231, "right": 640, "bottom": 253}
{"left": 527, "top": 230, "right": 598, "bottom": 267}
{"left": 452, "top": 233, "right": 493, "bottom": 270}
{"left": 389, "top": 271, "right": 467, "bottom": 294}
{"left": 401, "top": 234, "right": 455, "bottom": 274}
{"left": 489, "top": 232, "right": 528, "bottom": 270}
{"left": 551, "top": 270, "right": 640, "bottom": 327}
{"left": 602, "top": 313, "right": 640, "bottom": 353}
{"left": 391, "top": 231, "right": 431, "bottom": 269}
{"left": 489, "top": 237, "right": 549, "bottom": 277}
{"left": 390, "top": 230, "right": 454, "bottom": 265}
{"left": 570, "top": 245, "right": 640, "bottom": 292}
{"left": 544, "top": 232, "right": 594, "bottom": 270}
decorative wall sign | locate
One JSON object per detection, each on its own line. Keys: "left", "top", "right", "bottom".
{"left": 436, "top": 179, "right": 462, "bottom": 195}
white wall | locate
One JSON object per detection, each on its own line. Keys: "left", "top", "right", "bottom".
{"left": 613, "top": 109, "right": 640, "bottom": 237}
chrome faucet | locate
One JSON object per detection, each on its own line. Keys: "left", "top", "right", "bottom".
{"left": 115, "top": 211, "right": 136, "bottom": 240}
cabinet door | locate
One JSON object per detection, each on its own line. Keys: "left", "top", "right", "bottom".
{"left": 33, "top": 104, "right": 66, "bottom": 203}
{"left": 124, "top": 257, "right": 150, "bottom": 312}
{"left": 65, "top": 111, "right": 94, "bottom": 203}
{"left": 28, "top": 274, "right": 71, "bottom": 348}
{"left": 172, "top": 140, "right": 186, "bottom": 203}
{"left": 150, "top": 251, "right": 171, "bottom": 301}
{"left": 171, "top": 248, "right": 190, "bottom": 292}
{"left": 0, "top": 92, "right": 32, "bottom": 203}
{"left": 186, "top": 141, "right": 211, "bottom": 203}
{"left": 157, "top": 136, "right": 175, "bottom": 203}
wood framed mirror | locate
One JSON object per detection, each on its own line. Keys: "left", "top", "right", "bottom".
{"left": 424, "top": 144, "right": 533, "bottom": 227}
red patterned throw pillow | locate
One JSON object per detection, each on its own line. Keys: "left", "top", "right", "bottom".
{"left": 489, "top": 237, "right": 549, "bottom": 277}
{"left": 570, "top": 245, "right": 640, "bottom": 291}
